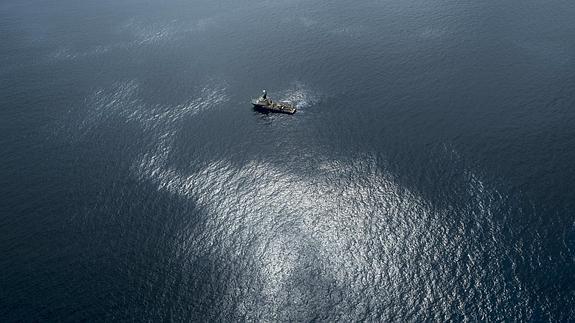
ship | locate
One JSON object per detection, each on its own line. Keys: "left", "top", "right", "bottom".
{"left": 251, "top": 90, "right": 296, "bottom": 114}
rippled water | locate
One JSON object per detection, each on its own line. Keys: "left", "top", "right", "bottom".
{"left": 1, "top": 0, "right": 574, "bottom": 321}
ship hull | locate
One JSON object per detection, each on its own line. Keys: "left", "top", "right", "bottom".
{"left": 252, "top": 103, "right": 296, "bottom": 115}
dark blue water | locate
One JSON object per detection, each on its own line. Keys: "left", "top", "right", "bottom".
{"left": 1, "top": 0, "right": 574, "bottom": 321}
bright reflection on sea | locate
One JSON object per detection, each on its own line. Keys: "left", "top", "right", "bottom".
{"left": 135, "top": 143, "right": 521, "bottom": 321}
{"left": 55, "top": 78, "right": 530, "bottom": 320}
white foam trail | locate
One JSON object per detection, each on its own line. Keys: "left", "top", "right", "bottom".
{"left": 276, "top": 82, "right": 321, "bottom": 109}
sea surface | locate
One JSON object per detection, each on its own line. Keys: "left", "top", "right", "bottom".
{"left": 1, "top": 0, "right": 574, "bottom": 321}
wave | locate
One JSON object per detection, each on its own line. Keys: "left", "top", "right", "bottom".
{"left": 133, "top": 142, "right": 529, "bottom": 320}
{"left": 276, "top": 82, "right": 321, "bottom": 109}
{"left": 46, "top": 16, "right": 218, "bottom": 63}
{"left": 51, "top": 79, "right": 227, "bottom": 144}
{"left": 50, "top": 75, "right": 533, "bottom": 319}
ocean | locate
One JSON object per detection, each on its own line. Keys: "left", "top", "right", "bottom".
{"left": 1, "top": 0, "right": 574, "bottom": 320}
